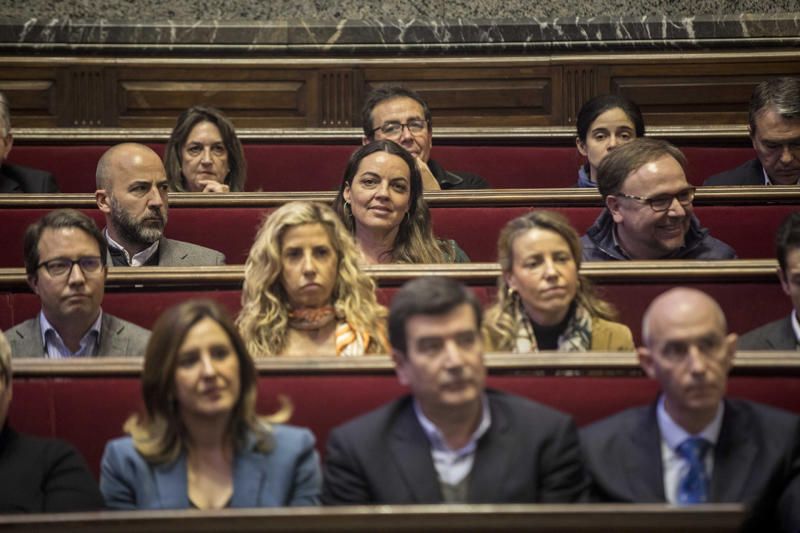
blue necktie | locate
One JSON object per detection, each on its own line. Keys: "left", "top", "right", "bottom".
{"left": 676, "top": 437, "right": 711, "bottom": 504}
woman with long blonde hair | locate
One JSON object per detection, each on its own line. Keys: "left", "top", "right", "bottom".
{"left": 237, "top": 201, "right": 388, "bottom": 357}
{"left": 484, "top": 211, "right": 633, "bottom": 352}
{"left": 100, "top": 299, "right": 320, "bottom": 509}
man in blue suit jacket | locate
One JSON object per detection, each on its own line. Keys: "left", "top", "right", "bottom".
{"left": 580, "top": 288, "right": 800, "bottom": 531}
{"left": 322, "top": 277, "right": 588, "bottom": 505}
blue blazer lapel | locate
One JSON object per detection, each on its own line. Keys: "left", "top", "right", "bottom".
{"left": 231, "top": 447, "right": 269, "bottom": 507}
{"left": 624, "top": 405, "right": 666, "bottom": 502}
{"left": 154, "top": 455, "right": 190, "bottom": 509}
{"left": 711, "top": 401, "right": 758, "bottom": 502}
{"left": 388, "top": 405, "right": 442, "bottom": 503}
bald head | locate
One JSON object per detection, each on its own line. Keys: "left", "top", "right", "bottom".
{"left": 96, "top": 143, "right": 164, "bottom": 191}
{"left": 642, "top": 288, "right": 727, "bottom": 347}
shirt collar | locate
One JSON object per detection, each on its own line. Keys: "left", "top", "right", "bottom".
{"left": 790, "top": 310, "right": 800, "bottom": 347}
{"left": 105, "top": 229, "right": 159, "bottom": 267}
{"left": 39, "top": 309, "right": 103, "bottom": 358}
{"left": 413, "top": 394, "right": 491, "bottom": 455}
{"left": 762, "top": 164, "right": 800, "bottom": 186}
{"left": 657, "top": 394, "right": 724, "bottom": 451}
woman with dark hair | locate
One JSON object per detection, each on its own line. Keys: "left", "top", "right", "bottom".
{"left": 100, "top": 299, "right": 321, "bottom": 509}
{"left": 483, "top": 211, "right": 633, "bottom": 352}
{"left": 331, "top": 140, "right": 468, "bottom": 264}
{"left": 575, "top": 94, "right": 645, "bottom": 188}
{"left": 164, "top": 106, "right": 247, "bottom": 193}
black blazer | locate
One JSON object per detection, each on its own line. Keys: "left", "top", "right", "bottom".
{"left": 322, "top": 390, "right": 588, "bottom": 505}
{"left": 580, "top": 398, "right": 800, "bottom": 531}
{"left": 0, "top": 424, "right": 104, "bottom": 513}
{"left": 0, "top": 163, "right": 59, "bottom": 193}
{"left": 703, "top": 159, "right": 764, "bottom": 186}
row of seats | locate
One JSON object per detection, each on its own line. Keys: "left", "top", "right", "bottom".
{"left": 10, "top": 357, "right": 800, "bottom": 479}
{"left": 0, "top": 204, "right": 795, "bottom": 266}
{"left": 0, "top": 263, "right": 789, "bottom": 344}
{"left": 7, "top": 144, "right": 756, "bottom": 192}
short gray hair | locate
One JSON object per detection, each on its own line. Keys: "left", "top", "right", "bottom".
{"left": 0, "top": 331, "right": 11, "bottom": 384}
{"left": 0, "top": 92, "right": 10, "bottom": 137}
{"left": 749, "top": 77, "right": 800, "bottom": 134}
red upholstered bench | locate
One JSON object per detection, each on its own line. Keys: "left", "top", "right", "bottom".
{"left": 7, "top": 143, "right": 757, "bottom": 192}
{"left": 9, "top": 372, "right": 800, "bottom": 478}
{"left": 0, "top": 204, "right": 794, "bottom": 268}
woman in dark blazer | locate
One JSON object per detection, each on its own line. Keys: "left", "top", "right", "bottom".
{"left": 100, "top": 299, "right": 321, "bottom": 509}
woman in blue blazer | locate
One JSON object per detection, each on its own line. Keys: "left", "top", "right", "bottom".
{"left": 100, "top": 300, "right": 321, "bottom": 509}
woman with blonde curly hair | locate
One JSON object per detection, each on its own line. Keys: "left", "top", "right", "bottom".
{"left": 100, "top": 299, "right": 321, "bottom": 509}
{"left": 484, "top": 211, "right": 633, "bottom": 352}
{"left": 331, "top": 140, "right": 468, "bottom": 264}
{"left": 237, "top": 201, "right": 388, "bottom": 357}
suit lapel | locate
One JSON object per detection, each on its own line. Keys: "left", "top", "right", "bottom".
{"left": 10, "top": 316, "right": 46, "bottom": 357}
{"left": 154, "top": 455, "right": 190, "bottom": 508}
{"left": 768, "top": 316, "right": 796, "bottom": 350}
{"left": 158, "top": 238, "right": 188, "bottom": 265}
{"left": 710, "top": 401, "right": 758, "bottom": 501}
{"left": 231, "top": 446, "right": 268, "bottom": 507}
{"left": 99, "top": 314, "right": 128, "bottom": 356}
{"left": 388, "top": 405, "right": 442, "bottom": 503}
{"left": 467, "top": 397, "right": 514, "bottom": 503}
{"left": 624, "top": 405, "right": 666, "bottom": 501}
{"left": 0, "top": 175, "right": 21, "bottom": 192}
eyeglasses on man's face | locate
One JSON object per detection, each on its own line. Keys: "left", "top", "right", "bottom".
{"left": 37, "top": 256, "right": 104, "bottom": 278}
{"left": 371, "top": 119, "right": 428, "bottom": 139}
{"left": 616, "top": 187, "right": 696, "bottom": 212}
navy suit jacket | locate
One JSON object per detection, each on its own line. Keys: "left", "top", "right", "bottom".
{"left": 100, "top": 425, "right": 321, "bottom": 509}
{"left": 704, "top": 159, "right": 764, "bottom": 186}
{"left": 739, "top": 315, "right": 796, "bottom": 351}
{"left": 322, "top": 390, "right": 588, "bottom": 505}
{"left": 580, "top": 398, "right": 800, "bottom": 531}
{"left": 0, "top": 163, "right": 59, "bottom": 193}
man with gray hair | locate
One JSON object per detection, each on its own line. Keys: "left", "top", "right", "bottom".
{"left": 0, "top": 331, "right": 104, "bottom": 511}
{"left": 705, "top": 77, "right": 800, "bottom": 186}
{"left": 581, "top": 138, "right": 735, "bottom": 261}
{"left": 0, "top": 91, "right": 59, "bottom": 193}
{"left": 95, "top": 143, "right": 225, "bottom": 266}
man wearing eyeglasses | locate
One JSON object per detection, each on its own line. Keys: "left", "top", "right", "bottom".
{"left": 362, "top": 86, "right": 489, "bottom": 191}
{"left": 580, "top": 288, "right": 800, "bottom": 531}
{"left": 581, "top": 138, "right": 735, "bottom": 261}
{"left": 705, "top": 77, "right": 800, "bottom": 186}
{"left": 4, "top": 209, "right": 150, "bottom": 358}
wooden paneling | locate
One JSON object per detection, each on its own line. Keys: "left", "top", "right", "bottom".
{"left": 0, "top": 52, "right": 798, "bottom": 129}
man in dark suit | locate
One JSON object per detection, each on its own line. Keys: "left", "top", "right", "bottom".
{"left": 581, "top": 288, "right": 800, "bottom": 531}
{"left": 0, "top": 331, "right": 104, "bottom": 511}
{"left": 704, "top": 77, "right": 800, "bottom": 186}
{"left": 95, "top": 143, "right": 225, "bottom": 267}
{"left": 740, "top": 212, "right": 800, "bottom": 350}
{"left": 0, "top": 91, "right": 59, "bottom": 193}
{"left": 3, "top": 209, "right": 150, "bottom": 358}
{"left": 322, "top": 277, "right": 587, "bottom": 505}
{"left": 362, "top": 86, "right": 489, "bottom": 190}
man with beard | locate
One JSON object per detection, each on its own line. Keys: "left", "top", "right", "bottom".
{"left": 95, "top": 143, "right": 225, "bottom": 267}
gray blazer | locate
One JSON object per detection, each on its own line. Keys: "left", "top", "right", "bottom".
{"left": 739, "top": 315, "right": 796, "bottom": 351}
{"left": 105, "top": 237, "right": 226, "bottom": 267}
{"left": 4, "top": 313, "right": 150, "bottom": 358}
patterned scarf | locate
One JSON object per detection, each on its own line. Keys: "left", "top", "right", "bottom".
{"left": 512, "top": 298, "right": 592, "bottom": 353}
{"left": 288, "top": 306, "right": 369, "bottom": 357}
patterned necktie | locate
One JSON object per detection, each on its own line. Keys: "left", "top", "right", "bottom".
{"left": 676, "top": 437, "right": 711, "bottom": 504}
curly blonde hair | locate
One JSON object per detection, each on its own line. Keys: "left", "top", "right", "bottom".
{"left": 237, "top": 201, "right": 388, "bottom": 356}
{"left": 331, "top": 140, "right": 458, "bottom": 263}
{"left": 483, "top": 210, "right": 617, "bottom": 351}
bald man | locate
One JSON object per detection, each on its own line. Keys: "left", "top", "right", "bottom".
{"left": 95, "top": 143, "right": 225, "bottom": 266}
{"left": 580, "top": 288, "right": 800, "bottom": 531}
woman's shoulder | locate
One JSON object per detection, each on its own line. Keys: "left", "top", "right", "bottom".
{"left": 270, "top": 424, "right": 316, "bottom": 449}
{"left": 443, "top": 239, "right": 471, "bottom": 263}
{"left": 590, "top": 316, "right": 635, "bottom": 351}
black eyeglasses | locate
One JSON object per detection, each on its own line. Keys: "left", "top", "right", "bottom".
{"left": 37, "top": 256, "right": 104, "bottom": 278}
{"left": 616, "top": 187, "right": 696, "bottom": 212}
{"left": 370, "top": 119, "right": 428, "bottom": 138}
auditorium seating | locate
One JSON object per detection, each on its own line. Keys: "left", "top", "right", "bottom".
{"left": 1, "top": 200, "right": 797, "bottom": 266}
{"left": 9, "top": 355, "right": 800, "bottom": 480}
{"left": 0, "top": 262, "right": 790, "bottom": 344}
{"left": 7, "top": 142, "right": 757, "bottom": 192}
